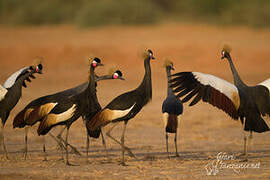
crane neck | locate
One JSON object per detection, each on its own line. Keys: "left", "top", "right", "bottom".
{"left": 226, "top": 55, "right": 246, "bottom": 87}
{"left": 95, "top": 75, "right": 112, "bottom": 82}
{"left": 87, "top": 65, "right": 96, "bottom": 93}
{"left": 166, "top": 66, "right": 174, "bottom": 96}
{"left": 12, "top": 71, "right": 33, "bottom": 90}
{"left": 138, "top": 56, "right": 152, "bottom": 99}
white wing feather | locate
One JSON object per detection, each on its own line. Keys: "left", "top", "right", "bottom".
{"left": 192, "top": 72, "right": 240, "bottom": 109}
{"left": 3, "top": 67, "right": 29, "bottom": 88}
{"left": 259, "top": 78, "right": 270, "bottom": 93}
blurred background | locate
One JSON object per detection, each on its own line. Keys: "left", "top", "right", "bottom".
{"left": 1, "top": 0, "right": 270, "bottom": 27}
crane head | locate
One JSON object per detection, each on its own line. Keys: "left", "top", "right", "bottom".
{"left": 30, "top": 57, "right": 43, "bottom": 74}
{"left": 164, "top": 59, "right": 174, "bottom": 70}
{"left": 108, "top": 68, "right": 125, "bottom": 80}
{"left": 90, "top": 57, "right": 104, "bottom": 68}
{"left": 221, "top": 44, "right": 232, "bottom": 60}
{"left": 113, "top": 70, "right": 125, "bottom": 80}
{"left": 141, "top": 49, "right": 155, "bottom": 60}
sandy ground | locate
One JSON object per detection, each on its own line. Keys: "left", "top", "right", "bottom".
{"left": 1, "top": 23, "right": 270, "bottom": 179}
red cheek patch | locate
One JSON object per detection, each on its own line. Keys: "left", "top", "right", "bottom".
{"left": 113, "top": 74, "right": 118, "bottom": 79}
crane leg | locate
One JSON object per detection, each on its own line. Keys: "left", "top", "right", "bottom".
{"left": 165, "top": 133, "right": 169, "bottom": 158}
{"left": 65, "top": 127, "right": 71, "bottom": 165}
{"left": 100, "top": 129, "right": 109, "bottom": 159}
{"left": 0, "top": 121, "right": 8, "bottom": 159}
{"left": 120, "top": 121, "right": 128, "bottom": 166}
{"left": 48, "top": 126, "right": 66, "bottom": 152}
{"left": 106, "top": 122, "right": 136, "bottom": 159}
{"left": 174, "top": 130, "right": 179, "bottom": 157}
{"left": 42, "top": 136, "right": 47, "bottom": 161}
{"left": 238, "top": 130, "right": 249, "bottom": 161}
{"left": 57, "top": 126, "right": 81, "bottom": 156}
{"left": 48, "top": 132, "right": 64, "bottom": 161}
{"left": 86, "top": 133, "right": 89, "bottom": 163}
{"left": 243, "top": 135, "right": 247, "bottom": 155}
{"left": 24, "top": 126, "right": 30, "bottom": 160}
{"left": 65, "top": 127, "right": 77, "bottom": 166}
{"left": 56, "top": 126, "right": 67, "bottom": 150}
{"left": 238, "top": 122, "right": 248, "bottom": 159}
{"left": 245, "top": 131, "right": 253, "bottom": 161}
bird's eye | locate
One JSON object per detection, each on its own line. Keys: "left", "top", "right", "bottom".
{"left": 92, "top": 61, "right": 97, "bottom": 67}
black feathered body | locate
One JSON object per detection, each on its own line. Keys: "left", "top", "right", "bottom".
{"left": 87, "top": 56, "right": 152, "bottom": 130}
{"left": 169, "top": 54, "right": 270, "bottom": 133}
{"left": 37, "top": 65, "right": 98, "bottom": 136}
{"left": 237, "top": 85, "right": 270, "bottom": 132}
{"left": 162, "top": 66, "right": 183, "bottom": 133}
{"left": 13, "top": 74, "right": 111, "bottom": 129}
{"left": 227, "top": 57, "right": 270, "bottom": 133}
{"left": 104, "top": 58, "right": 152, "bottom": 123}
{"left": 0, "top": 68, "right": 35, "bottom": 126}
{"left": 162, "top": 95, "right": 183, "bottom": 116}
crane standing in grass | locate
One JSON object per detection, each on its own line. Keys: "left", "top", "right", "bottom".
{"left": 170, "top": 45, "right": 270, "bottom": 160}
{"left": 0, "top": 60, "right": 43, "bottom": 158}
{"left": 162, "top": 60, "right": 183, "bottom": 157}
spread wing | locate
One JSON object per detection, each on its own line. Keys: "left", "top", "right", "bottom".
{"left": 170, "top": 72, "right": 240, "bottom": 120}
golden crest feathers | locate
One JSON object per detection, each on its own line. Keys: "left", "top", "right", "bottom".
{"left": 87, "top": 55, "right": 95, "bottom": 66}
{"left": 163, "top": 58, "right": 173, "bottom": 67}
{"left": 137, "top": 48, "right": 150, "bottom": 59}
{"left": 222, "top": 44, "right": 232, "bottom": 53}
{"left": 32, "top": 57, "right": 43, "bottom": 66}
{"left": 108, "top": 67, "right": 118, "bottom": 75}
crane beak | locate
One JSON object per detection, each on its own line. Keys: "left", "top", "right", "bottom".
{"left": 119, "top": 77, "right": 125, "bottom": 80}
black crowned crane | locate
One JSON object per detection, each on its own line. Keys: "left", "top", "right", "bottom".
{"left": 13, "top": 67, "right": 124, "bottom": 160}
{"left": 87, "top": 49, "right": 155, "bottom": 165}
{"left": 45, "top": 68, "right": 125, "bottom": 162}
{"left": 36, "top": 57, "right": 103, "bottom": 165}
{"left": 0, "top": 60, "right": 43, "bottom": 158}
{"left": 83, "top": 69, "right": 125, "bottom": 162}
{"left": 169, "top": 45, "right": 270, "bottom": 160}
{"left": 162, "top": 60, "right": 183, "bottom": 157}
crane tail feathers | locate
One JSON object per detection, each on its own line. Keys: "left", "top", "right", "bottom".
{"left": 87, "top": 127, "right": 101, "bottom": 138}
{"left": 13, "top": 109, "right": 28, "bottom": 128}
{"left": 245, "top": 116, "right": 270, "bottom": 133}
{"left": 87, "top": 111, "right": 110, "bottom": 131}
{"left": 37, "top": 116, "right": 54, "bottom": 135}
